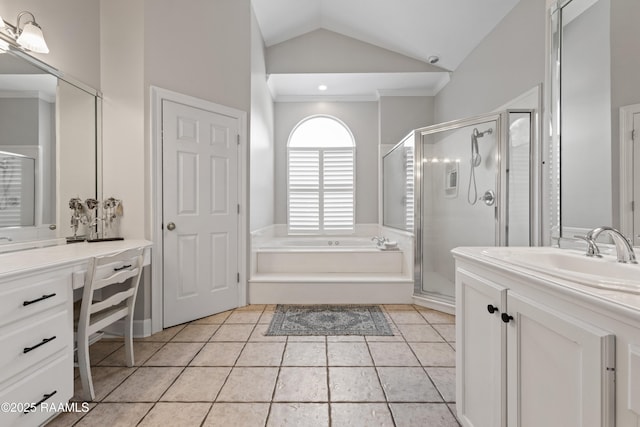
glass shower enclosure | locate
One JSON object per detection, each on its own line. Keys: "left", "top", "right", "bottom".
{"left": 383, "top": 111, "right": 534, "bottom": 306}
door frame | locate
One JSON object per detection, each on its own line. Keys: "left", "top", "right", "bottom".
{"left": 619, "top": 103, "right": 640, "bottom": 242}
{"left": 150, "top": 86, "right": 247, "bottom": 333}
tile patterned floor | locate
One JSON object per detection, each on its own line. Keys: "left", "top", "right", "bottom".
{"left": 47, "top": 304, "right": 459, "bottom": 427}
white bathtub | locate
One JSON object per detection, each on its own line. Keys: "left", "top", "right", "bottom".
{"left": 249, "top": 226, "right": 414, "bottom": 304}
{"left": 254, "top": 236, "right": 377, "bottom": 250}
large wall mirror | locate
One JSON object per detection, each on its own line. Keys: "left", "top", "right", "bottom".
{"left": 0, "top": 46, "right": 101, "bottom": 245}
{"left": 550, "top": 0, "right": 612, "bottom": 240}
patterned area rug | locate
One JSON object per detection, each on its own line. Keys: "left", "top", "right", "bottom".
{"left": 265, "top": 305, "right": 393, "bottom": 336}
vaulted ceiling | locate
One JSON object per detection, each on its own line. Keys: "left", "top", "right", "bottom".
{"left": 251, "top": 0, "right": 521, "bottom": 99}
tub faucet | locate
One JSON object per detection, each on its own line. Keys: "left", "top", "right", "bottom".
{"left": 371, "top": 236, "right": 388, "bottom": 247}
{"left": 584, "top": 226, "right": 637, "bottom": 264}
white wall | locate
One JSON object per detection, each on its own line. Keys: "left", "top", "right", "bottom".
{"left": 250, "top": 8, "right": 275, "bottom": 231}
{"left": 0, "top": 0, "right": 101, "bottom": 88}
{"left": 274, "top": 101, "right": 379, "bottom": 225}
{"left": 434, "top": 0, "right": 545, "bottom": 122}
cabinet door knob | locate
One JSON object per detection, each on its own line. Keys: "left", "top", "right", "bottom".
{"left": 501, "top": 313, "right": 514, "bottom": 323}
{"left": 487, "top": 304, "right": 499, "bottom": 314}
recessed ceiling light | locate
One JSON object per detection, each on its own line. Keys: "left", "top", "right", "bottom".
{"left": 318, "top": 84, "right": 328, "bottom": 91}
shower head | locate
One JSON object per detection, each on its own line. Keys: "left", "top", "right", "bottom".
{"left": 472, "top": 128, "right": 493, "bottom": 138}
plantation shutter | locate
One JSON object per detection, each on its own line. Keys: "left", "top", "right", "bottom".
{"left": 323, "top": 149, "right": 354, "bottom": 231}
{"left": 0, "top": 155, "right": 32, "bottom": 227}
{"left": 288, "top": 150, "right": 320, "bottom": 233}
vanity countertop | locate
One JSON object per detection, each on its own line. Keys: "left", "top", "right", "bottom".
{"left": 452, "top": 246, "right": 640, "bottom": 324}
{"left": 0, "top": 239, "right": 152, "bottom": 279}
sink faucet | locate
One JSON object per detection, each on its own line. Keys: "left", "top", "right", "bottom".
{"left": 584, "top": 226, "right": 637, "bottom": 264}
{"left": 371, "top": 236, "right": 388, "bottom": 247}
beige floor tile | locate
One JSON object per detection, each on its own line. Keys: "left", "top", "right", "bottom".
{"left": 203, "top": 403, "right": 270, "bottom": 427}
{"left": 88, "top": 341, "right": 123, "bottom": 365}
{"left": 397, "top": 323, "right": 445, "bottom": 342}
{"left": 274, "top": 367, "right": 328, "bottom": 402}
{"left": 225, "top": 311, "right": 262, "bottom": 324}
{"left": 448, "top": 403, "right": 460, "bottom": 422}
{"left": 72, "top": 366, "right": 136, "bottom": 402}
{"left": 382, "top": 304, "right": 417, "bottom": 312}
{"left": 282, "top": 342, "right": 327, "bottom": 366}
{"left": 249, "top": 323, "right": 287, "bottom": 342}
{"left": 365, "top": 323, "right": 404, "bottom": 342}
{"left": 331, "top": 403, "right": 394, "bottom": 427}
{"left": 235, "top": 342, "right": 285, "bottom": 366}
{"left": 235, "top": 304, "right": 266, "bottom": 311}
{"left": 287, "top": 335, "right": 326, "bottom": 342}
{"left": 327, "top": 342, "right": 373, "bottom": 366}
{"left": 189, "top": 342, "right": 245, "bottom": 366}
{"left": 144, "top": 342, "right": 204, "bottom": 366}
{"left": 329, "top": 367, "right": 385, "bottom": 402}
{"left": 388, "top": 311, "right": 428, "bottom": 324}
{"left": 74, "top": 402, "right": 153, "bottom": 427}
{"left": 135, "top": 325, "right": 186, "bottom": 342}
{"left": 217, "top": 367, "right": 278, "bottom": 402}
{"left": 192, "top": 311, "right": 232, "bottom": 324}
{"left": 45, "top": 403, "right": 96, "bottom": 426}
{"left": 433, "top": 324, "right": 456, "bottom": 342}
{"left": 98, "top": 341, "right": 164, "bottom": 367}
{"left": 327, "top": 335, "right": 366, "bottom": 342}
{"left": 161, "top": 367, "right": 231, "bottom": 401}
{"left": 259, "top": 311, "right": 274, "bottom": 324}
{"left": 417, "top": 308, "right": 456, "bottom": 324}
{"left": 171, "top": 324, "right": 220, "bottom": 342}
{"left": 377, "top": 367, "right": 442, "bottom": 402}
{"left": 368, "top": 342, "right": 420, "bottom": 366}
{"left": 138, "top": 402, "right": 211, "bottom": 427}
{"left": 103, "top": 367, "right": 182, "bottom": 402}
{"left": 390, "top": 403, "right": 459, "bottom": 427}
{"left": 426, "top": 367, "right": 456, "bottom": 402}
{"left": 267, "top": 403, "right": 329, "bottom": 427}
{"left": 409, "top": 343, "right": 456, "bottom": 367}
{"left": 210, "top": 324, "right": 255, "bottom": 342}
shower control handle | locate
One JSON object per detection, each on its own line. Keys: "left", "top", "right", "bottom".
{"left": 487, "top": 304, "right": 499, "bottom": 314}
{"left": 481, "top": 190, "right": 495, "bottom": 206}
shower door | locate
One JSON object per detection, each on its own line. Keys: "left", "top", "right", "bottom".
{"left": 413, "top": 111, "right": 532, "bottom": 304}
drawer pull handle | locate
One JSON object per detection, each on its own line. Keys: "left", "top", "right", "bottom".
{"left": 23, "top": 293, "right": 57, "bottom": 306}
{"left": 113, "top": 264, "right": 132, "bottom": 271}
{"left": 23, "top": 336, "right": 56, "bottom": 354}
{"left": 24, "top": 390, "right": 57, "bottom": 414}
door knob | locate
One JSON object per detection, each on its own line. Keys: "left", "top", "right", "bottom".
{"left": 166, "top": 222, "right": 176, "bottom": 231}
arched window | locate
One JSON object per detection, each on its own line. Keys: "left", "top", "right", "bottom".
{"left": 287, "top": 116, "right": 355, "bottom": 234}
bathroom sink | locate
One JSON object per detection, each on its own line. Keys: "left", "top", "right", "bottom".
{"left": 480, "top": 247, "right": 640, "bottom": 294}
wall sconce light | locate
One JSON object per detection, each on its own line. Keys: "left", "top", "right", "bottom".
{"left": 0, "top": 11, "right": 49, "bottom": 54}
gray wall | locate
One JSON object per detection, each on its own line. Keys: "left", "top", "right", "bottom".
{"left": 250, "top": 8, "right": 275, "bottom": 232}
{"left": 379, "top": 96, "right": 435, "bottom": 146}
{"left": 274, "top": 102, "right": 379, "bottom": 225}
{"left": 0, "top": 99, "right": 39, "bottom": 145}
{"left": 434, "top": 0, "right": 546, "bottom": 122}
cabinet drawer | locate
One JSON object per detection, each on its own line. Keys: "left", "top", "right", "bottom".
{"left": 0, "top": 310, "right": 70, "bottom": 384}
{"left": 0, "top": 353, "right": 73, "bottom": 427}
{"left": 0, "top": 274, "right": 70, "bottom": 327}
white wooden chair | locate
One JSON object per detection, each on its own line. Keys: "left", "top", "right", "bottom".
{"left": 75, "top": 247, "right": 144, "bottom": 401}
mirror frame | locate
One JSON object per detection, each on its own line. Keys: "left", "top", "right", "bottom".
{"left": 0, "top": 37, "right": 102, "bottom": 245}
{"left": 548, "top": 0, "right": 612, "bottom": 244}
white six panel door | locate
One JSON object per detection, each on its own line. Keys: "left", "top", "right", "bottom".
{"left": 162, "top": 99, "right": 240, "bottom": 327}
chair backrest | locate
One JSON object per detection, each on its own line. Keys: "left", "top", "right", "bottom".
{"left": 77, "top": 247, "right": 145, "bottom": 337}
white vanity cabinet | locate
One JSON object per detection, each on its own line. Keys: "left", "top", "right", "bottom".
{"left": 453, "top": 248, "right": 639, "bottom": 427}
{"left": 0, "top": 268, "right": 74, "bottom": 427}
{"left": 0, "top": 239, "right": 152, "bottom": 426}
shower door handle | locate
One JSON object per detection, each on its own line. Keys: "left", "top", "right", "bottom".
{"left": 480, "top": 190, "right": 495, "bottom": 206}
